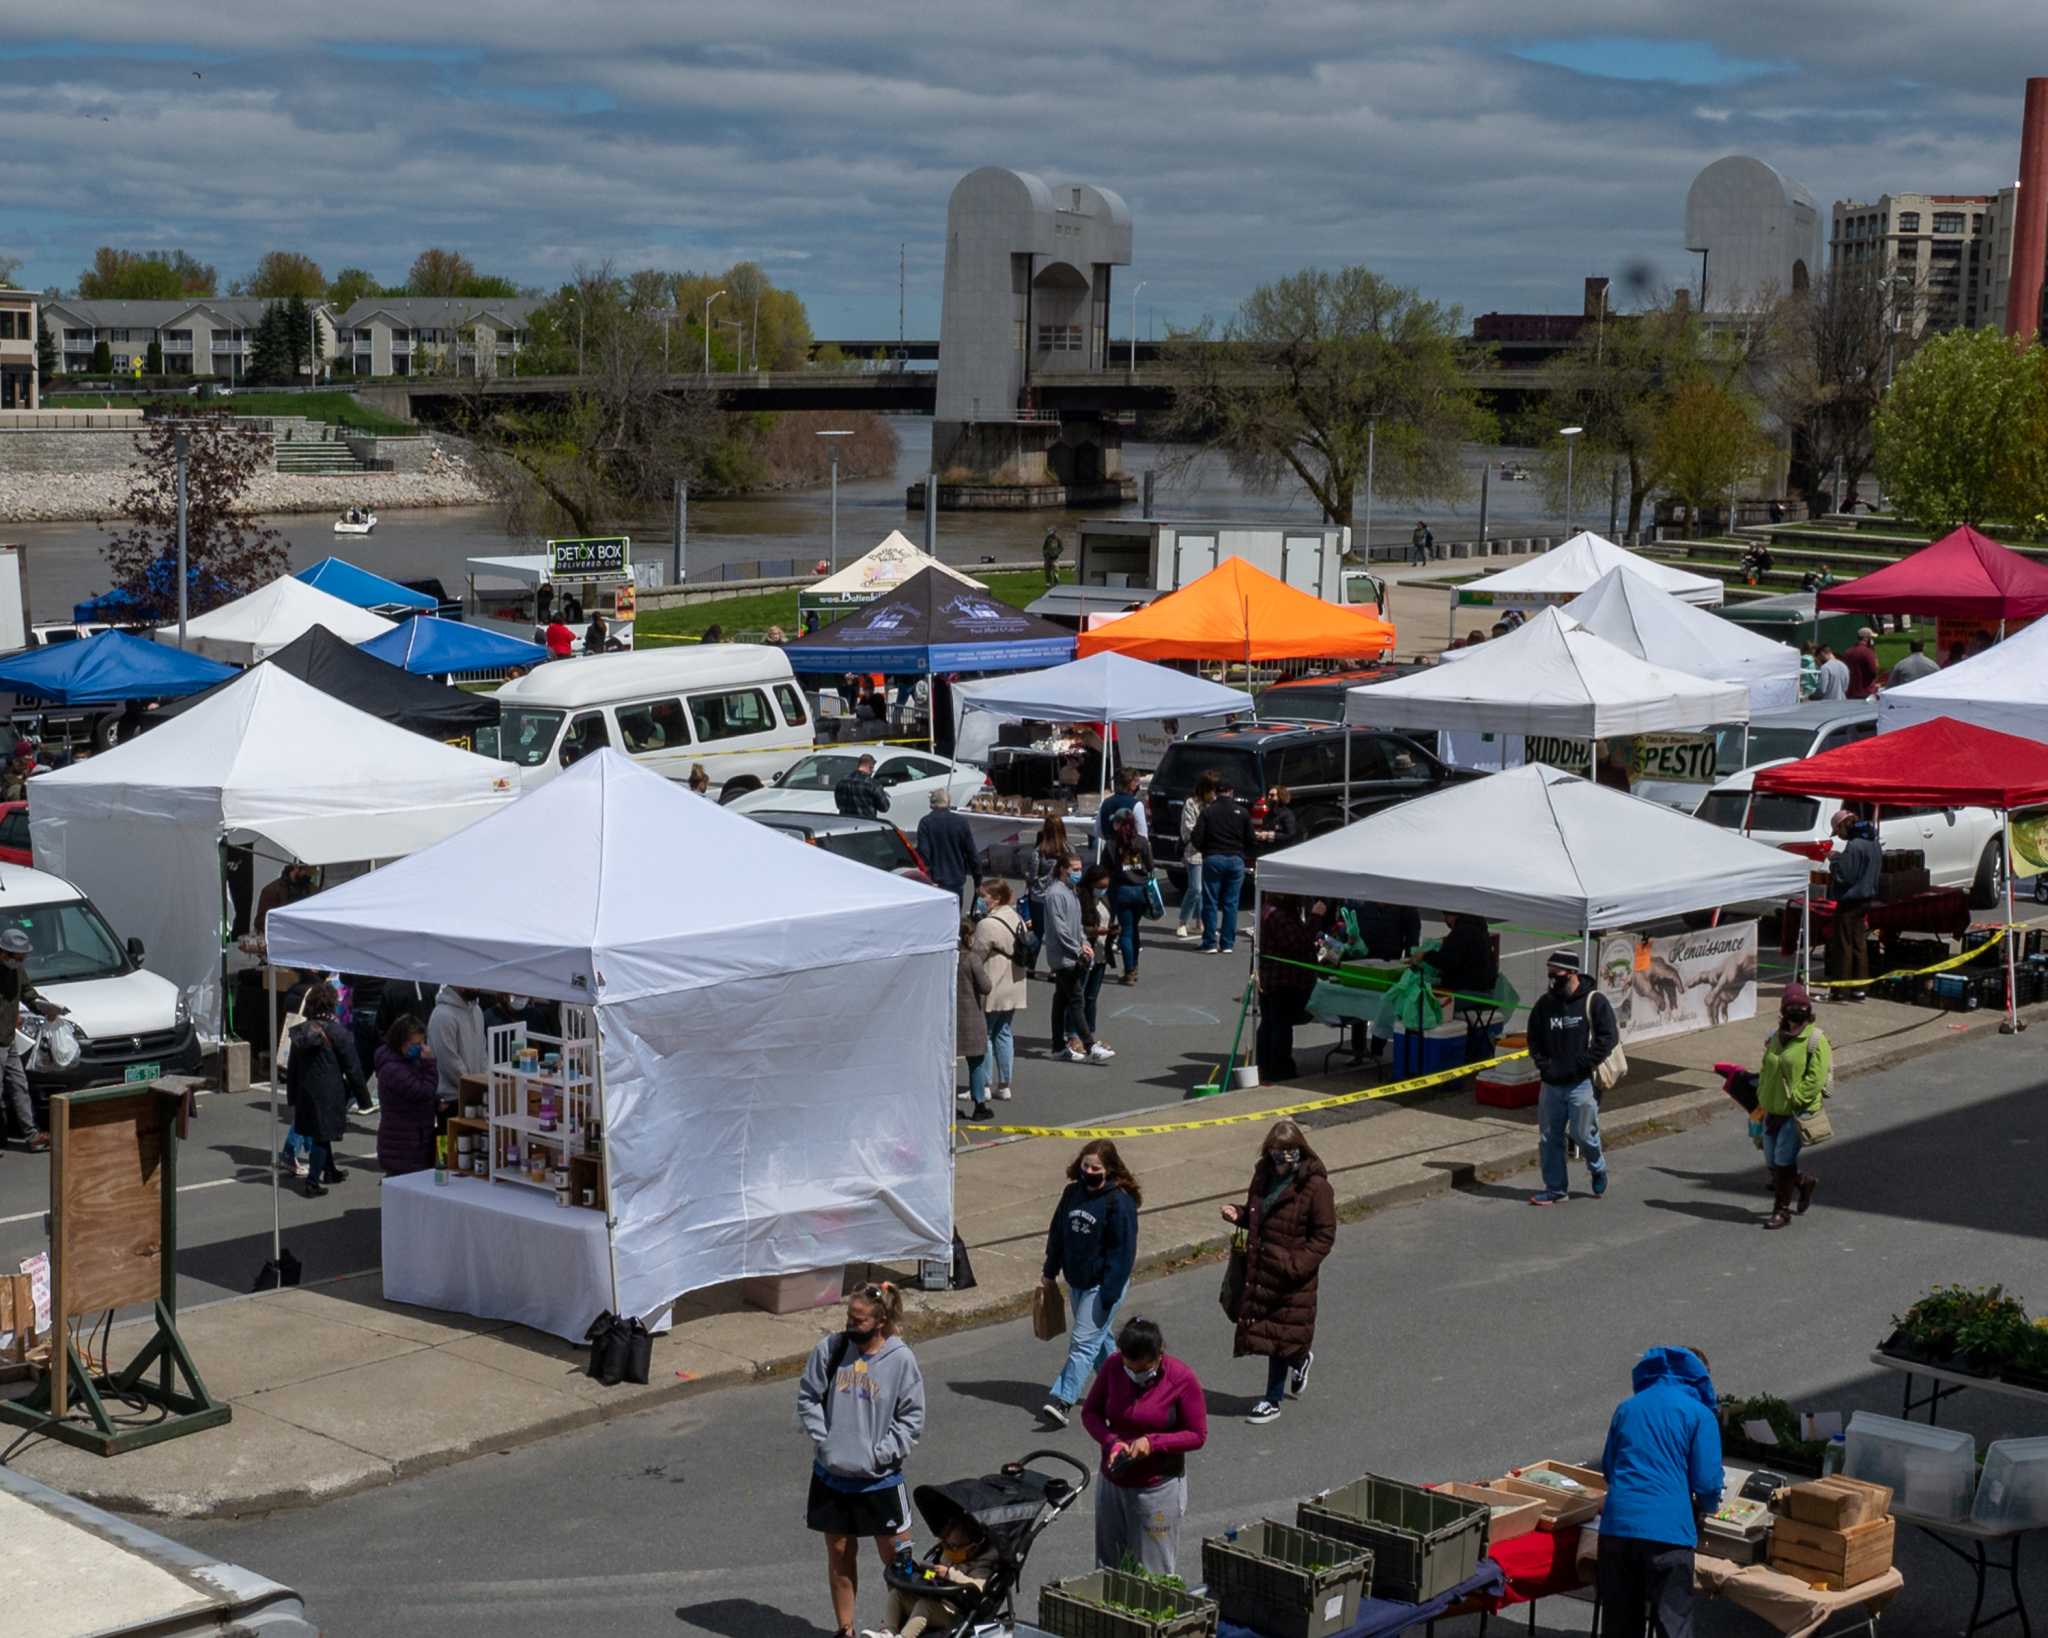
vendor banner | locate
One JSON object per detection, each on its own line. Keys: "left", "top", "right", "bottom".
{"left": 2010, "top": 806, "right": 2048, "bottom": 884}
{"left": 547, "top": 536, "right": 632, "bottom": 582}
{"left": 1525, "top": 734, "right": 1593, "bottom": 773}
{"left": 1936, "top": 613, "right": 2036, "bottom": 659}
{"left": 1631, "top": 732, "right": 1718, "bottom": 786}
{"left": 1594, "top": 921, "right": 1759, "bottom": 1045}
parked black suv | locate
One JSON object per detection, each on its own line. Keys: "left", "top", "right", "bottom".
{"left": 1147, "top": 722, "right": 1468, "bottom": 885}
{"left": 1254, "top": 663, "right": 1424, "bottom": 723}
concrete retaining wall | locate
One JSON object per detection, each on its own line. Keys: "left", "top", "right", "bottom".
{"left": 0, "top": 427, "right": 148, "bottom": 471}
{"left": 343, "top": 435, "right": 438, "bottom": 472}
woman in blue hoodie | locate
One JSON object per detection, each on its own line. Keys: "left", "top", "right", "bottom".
{"left": 1597, "top": 1344, "right": 1723, "bottom": 1638}
{"left": 1039, "top": 1140, "right": 1141, "bottom": 1429}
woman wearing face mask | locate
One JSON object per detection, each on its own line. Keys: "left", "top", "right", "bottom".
{"left": 1755, "top": 983, "right": 1829, "bottom": 1230}
{"left": 372, "top": 1014, "right": 441, "bottom": 1177}
{"left": 1078, "top": 863, "right": 1117, "bottom": 1056}
{"left": 956, "top": 916, "right": 994, "bottom": 1122}
{"left": 1221, "top": 1120, "right": 1337, "bottom": 1424}
{"left": 1044, "top": 852, "right": 1108, "bottom": 1063}
{"left": 1040, "top": 1140, "right": 1141, "bottom": 1429}
{"left": 969, "top": 881, "right": 1029, "bottom": 1102}
{"left": 1080, "top": 1316, "right": 1209, "bottom": 1577}
{"left": 795, "top": 1282, "right": 925, "bottom": 1638}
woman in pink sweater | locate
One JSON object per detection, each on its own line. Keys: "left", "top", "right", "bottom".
{"left": 1079, "top": 1316, "right": 1208, "bottom": 1577}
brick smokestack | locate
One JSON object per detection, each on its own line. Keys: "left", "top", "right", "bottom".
{"left": 2007, "top": 77, "right": 2048, "bottom": 338}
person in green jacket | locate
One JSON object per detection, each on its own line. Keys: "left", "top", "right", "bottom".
{"left": 1756, "top": 983, "right": 1828, "bottom": 1230}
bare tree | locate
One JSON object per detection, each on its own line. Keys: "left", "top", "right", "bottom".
{"left": 103, "top": 414, "right": 288, "bottom": 622}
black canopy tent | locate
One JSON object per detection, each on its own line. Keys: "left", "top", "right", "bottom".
{"left": 158, "top": 625, "right": 499, "bottom": 744}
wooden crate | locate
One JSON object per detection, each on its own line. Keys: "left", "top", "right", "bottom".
{"left": 1768, "top": 1515, "right": 1895, "bottom": 1590}
{"left": 1433, "top": 1483, "right": 1545, "bottom": 1544}
{"left": 1779, "top": 1477, "right": 1892, "bottom": 1530}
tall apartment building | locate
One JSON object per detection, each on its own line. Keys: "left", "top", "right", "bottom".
{"left": 0, "top": 287, "right": 36, "bottom": 409}
{"left": 1828, "top": 194, "right": 2007, "bottom": 334}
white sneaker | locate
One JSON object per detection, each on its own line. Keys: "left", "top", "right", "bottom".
{"left": 956, "top": 1087, "right": 971, "bottom": 1100}
{"left": 1087, "top": 1043, "right": 1116, "bottom": 1063}
{"left": 996, "top": 1085, "right": 1012, "bottom": 1101}
{"left": 1246, "top": 1399, "right": 1283, "bottom": 1424}
{"left": 1055, "top": 1047, "right": 1086, "bottom": 1063}
{"left": 1176, "top": 923, "right": 1197, "bottom": 940}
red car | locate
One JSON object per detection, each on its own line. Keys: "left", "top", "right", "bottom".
{"left": 0, "top": 802, "right": 28, "bottom": 867}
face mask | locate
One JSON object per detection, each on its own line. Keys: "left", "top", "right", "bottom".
{"left": 1549, "top": 973, "right": 1573, "bottom": 996}
{"left": 404, "top": 1043, "right": 423, "bottom": 1061}
{"left": 1270, "top": 1147, "right": 1301, "bottom": 1169}
{"left": 1082, "top": 1170, "right": 1107, "bottom": 1189}
{"left": 972, "top": 896, "right": 989, "bottom": 918}
{"left": 1780, "top": 1012, "right": 1809, "bottom": 1033}
{"left": 1124, "top": 1364, "right": 1160, "bottom": 1388}
{"left": 846, "top": 1322, "right": 876, "bottom": 1344}
{"left": 1067, "top": 871, "right": 1083, "bottom": 887}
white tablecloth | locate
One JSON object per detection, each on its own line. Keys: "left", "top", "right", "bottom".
{"left": 382, "top": 1171, "right": 616, "bottom": 1342}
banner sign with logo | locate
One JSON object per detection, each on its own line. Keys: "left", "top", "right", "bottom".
{"left": 2010, "top": 807, "right": 2048, "bottom": 884}
{"left": 1594, "top": 921, "right": 1759, "bottom": 1045}
{"left": 546, "top": 536, "right": 632, "bottom": 582}
{"left": 1631, "top": 732, "right": 1718, "bottom": 786}
{"left": 1524, "top": 735, "right": 1593, "bottom": 773}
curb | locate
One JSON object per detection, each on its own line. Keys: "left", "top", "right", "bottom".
{"left": 68, "top": 994, "right": 2040, "bottom": 1519}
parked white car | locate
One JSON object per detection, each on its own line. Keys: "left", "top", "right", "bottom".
{"left": 1694, "top": 760, "right": 2008, "bottom": 909}
{"left": 725, "top": 748, "right": 987, "bottom": 818}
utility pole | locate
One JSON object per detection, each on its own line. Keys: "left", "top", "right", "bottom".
{"left": 704, "top": 289, "right": 725, "bottom": 376}
{"left": 174, "top": 426, "right": 190, "bottom": 648}
{"left": 1130, "top": 280, "right": 1147, "bottom": 374}
{"left": 1361, "top": 418, "right": 1377, "bottom": 559}
{"left": 898, "top": 243, "right": 906, "bottom": 349}
{"left": 672, "top": 478, "right": 687, "bottom": 585}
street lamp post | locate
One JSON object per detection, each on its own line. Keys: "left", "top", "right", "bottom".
{"left": 1129, "top": 280, "right": 1147, "bottom": 373}
{"left": 1361, "top": 416, "right": 1377, "bottom": 558}
{"left": 174, "top": 425, "right": 190, "bottom": 648}
{"left": 817, "top": 429, "right": 853, "bottom": 569}
{"left": 704, "top": 289, "right": 726, "bottom": 376}
{"left": 661, "top": 312, "right": 671, "bottom": 374}
{"left": 1559, "top": 425, "right": 1584, "bottom": 538}
{"left": 1686, "top": 246, "right": 1710, "bottom": 315}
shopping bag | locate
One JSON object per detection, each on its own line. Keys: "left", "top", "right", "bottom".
{"left": 1142, "top": 876, "right": 1166, "bottom": 921}
{"left": 1593, "top": 1041, "right": 1628, "bottom": 1094}
{"left": 949, "top": 1229, "right": 978, "bottom": 1291}
{"left": 1032, "top": 1279, "right": 1067, "bottom": 1342}
{"left": 585, "top": 1311, "right": 630, "bottom": 1384}
{"left": 622, "top": 1317, "right": 653, "bottom": 1386}
{"left": 1796, "top": 1106, "right": 1835, "bottom": 1146}
{"left": 1218, "top": 1235, "right": 1248, "bottom": 1323}
{"left": 1386, "top": 966, "right": 1443, "bottom": 1033}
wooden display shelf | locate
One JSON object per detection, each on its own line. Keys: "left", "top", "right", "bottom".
{"left": 569, "top": 1151, "right": 607, "bottom": 1212}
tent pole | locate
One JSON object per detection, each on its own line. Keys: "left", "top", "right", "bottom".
{"left": 1801, "top": 891, "right": 1812, "bottom": 989}
{"left": 591, "top": 1006, "right": 624, "bottom": 1317}
{"left": 2003, "top": 811, "right": 2023, "bottom": 1034}
{"left": 1342, "top": 728, "right": 1352, "bottom": 827}
{"left": 268, "top": 968, "right": 281, "bottom": 1265}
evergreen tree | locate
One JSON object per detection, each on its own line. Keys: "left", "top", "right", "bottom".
{"left": 37, "top": 317, "right": 57, "bottom": 382}
{"left": 144, "top": 338, "right": 164, "bottom": 376}
{"left": 282, "top": 294, "right": 324, "bottom": 381}
{"left": 248, "top": 302, "right": 292, "bottom": 385}
{"left": 91, "top": 339, "right": 112, "bottom": 375}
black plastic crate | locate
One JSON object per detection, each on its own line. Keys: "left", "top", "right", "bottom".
{"left": 1297, "top": 1475, "right": 1489, "bottom": 1603}
{"left": 1201, "top": 1520, "right": 1373, "bottom": 1638}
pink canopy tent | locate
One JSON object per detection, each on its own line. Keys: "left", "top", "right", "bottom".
{"left": 1816, "top": 525, "right": 2048, "bottom": 621}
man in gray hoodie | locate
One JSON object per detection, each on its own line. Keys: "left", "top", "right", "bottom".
{"left": 796, "top": 1284, "right": 927, "bottom": 1636}
{"left": 427, "top": 985, "right": 484, "bottom": 1106}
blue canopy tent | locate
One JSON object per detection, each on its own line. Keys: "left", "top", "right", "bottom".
{"left": 783, "top": 566, "right": 1075, "bottom": 675}
{"left": 0, "top": 630, "right": 236, "bottom": 703}
{"left": 359, "top": 614, "right": 546, "bottom": 676}
{"left": 295, "top": 556, "right": 437, "bottom": 613}
{"left": 73, "top": 556, "right": 242, "bottom": 625}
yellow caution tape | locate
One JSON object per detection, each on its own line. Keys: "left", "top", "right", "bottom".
{"left": 956, "top": 1047, "right": 1532, "bottom": 1140}
{"left": 1802, "top": 924, "right": 2009, "bottom": 989}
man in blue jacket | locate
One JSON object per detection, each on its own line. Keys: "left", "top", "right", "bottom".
{"left": 1597, "top": 1345, "right": 1723, "bottom": 1638}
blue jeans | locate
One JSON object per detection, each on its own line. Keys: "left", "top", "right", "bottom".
{"left": 987, "top": 1010, "right": 1015, "bottom": 1086}
{"left": 1178, "top": 857, "right": 1204, "bottom": 925}
{"left": 1082, "top": 960, "right": 1108, "bottom": 1037}
{"left": 279, "top": 1127, "right": 307, "bottom": 1165}
{"left": 306, "top": 1137, "right": 335, "bottom": 1182}
{"left": 966, "top": 1051, "right": 991, "bottom": 1108}
{"left": 1537, "top": 1078, "right": 1603, "bottom": 1194}
{"left": 1202, "top": 853, "right": 1246, "bottom": 951}
{"left": 1762, "top": 1114, "right": 1803, "bottom": 1168}
{"left": 1113, "top": 883, "right": 1147, "bottom": 971}
{"left": 1051, "top": 1282, "right": 1121, "bottom": 1405}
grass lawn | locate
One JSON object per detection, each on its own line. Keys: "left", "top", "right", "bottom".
{"left": 46, "top": 390, "right": 414, "bottom": 436}
{"left": 638, "top": 569, "right": 1050, "bottom": 643}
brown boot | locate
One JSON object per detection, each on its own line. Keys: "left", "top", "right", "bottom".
{"left": 1763, "top": 1167, "right": 1795, "bottom": 1230}
{"left": 1795, "top": 1173, "right": 1818, "bottom": 1215}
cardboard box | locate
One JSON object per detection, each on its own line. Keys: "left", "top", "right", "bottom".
{"left": 1768, "top": 1515, "right": 1895, "bottom": 1590}
{"left": 1434, "top": 1483, "right": 1545, "bottom": 1544}
{"left": 740, "top": 1267, "right": 849, "bottom": 1315}
{"left": 1780, "top": 1477, "right": 1892, "bottom": 1530}
{"left": 0, "top": 1272, "right": 38, "bottom": 1364}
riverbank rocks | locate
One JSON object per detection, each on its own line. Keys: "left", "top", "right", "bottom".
{"left": 0, "top": 456, "right": 499, "bottom": 523}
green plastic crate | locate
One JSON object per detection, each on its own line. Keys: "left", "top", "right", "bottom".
{"left": 1202, "top": 1519, "right": 1374, "bottom": 1638}
{"left": 1297, "top": 1474, "right": 1489, "bottom": 1603}
{"left": 1038, "top": 1568, "right": 1219, "bottom": 1638}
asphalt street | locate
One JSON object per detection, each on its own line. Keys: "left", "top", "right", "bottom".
{"left": 170, "top": 1029, "right": 2048, "bottom": 1637}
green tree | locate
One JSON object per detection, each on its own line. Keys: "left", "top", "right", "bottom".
{"left": 1163, "top": 265, "right": 1491, "bottom": 529}
{"left": 247, "top": 302, "right": 293, "bottom": 385}
{"left": 238, "top": 250, "right": 325, "bottom": 299}
{"left": 36, "top": 317, "right": 57, "bottom": 382}
{"left": 1650, "top": 379, "right": 1770, "bottom": 537}
{"left": 77, "top": 247, "right": 215, "bottom": 299}
{"left": 281, "top": 294, "right": 324, "bottom": 381}
{"left": 91, "top": 339, "right": 112, "bottom": 374}
{"left": 144, "top": 338, "right": 164, "bottom": 375}
{"left": 326, "top": 266, "right": 379, "bottom": 314}
{"left": 407, "top": 247, "right": 476, "bottom": 296}
{"left": 1874, "top": 327, "right": 2048, "bottom": 530}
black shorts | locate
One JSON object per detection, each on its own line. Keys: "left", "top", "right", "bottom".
{"left": 806, "top": 1470, "right": 911, "bottom": 1538}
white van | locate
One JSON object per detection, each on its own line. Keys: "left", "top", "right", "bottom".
{"left": 0, "top": 861, "right": 201, "bottom": 1094}
{"left": 481, "top": 645, "right": 814, "bottom": 796}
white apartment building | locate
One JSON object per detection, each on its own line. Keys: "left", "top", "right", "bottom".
{"left": 1829, "top": 193, "right": 2008, "bottom": 333}
{"left": 0, "top": 287, "right": 35, "bottom": 409}
{"left": 335, "top": 297, "right": 540, "bottom": 378}
{"left": 40, "top": 297, "right": 341, "bottom": 381}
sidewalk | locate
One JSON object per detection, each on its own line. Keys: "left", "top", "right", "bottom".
{"left": 8, "top": 984, "right": 2028, "bottom": 1518}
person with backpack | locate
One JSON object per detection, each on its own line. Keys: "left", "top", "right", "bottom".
{"left": 285, "top": 980, "right": 368, "bottom": 1199}
{"left": 796, "top": 1282, "right": 925, "bottom": 1638}
{"left": 1756, "top": 984, "right": 1828, "bottom": 1229}
{"left": 969, "top": 881, "right": 1029, "bottom": 1103}
{"left": 1175, "top": 771, "right": 1217, "bottom": 939}
{"left": 1040, "top": 1140, "right": 1140, "bottom": 1428}
{"left": 1106, "top": 810, "right": 1154, "bottom": 987}
{"left": 1526, "top": 951, "right": 1619, "bottom": 1205}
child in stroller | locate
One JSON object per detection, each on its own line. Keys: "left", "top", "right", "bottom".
{"left": 868, "top": 1450, "right": 1089, "bottom": 1638}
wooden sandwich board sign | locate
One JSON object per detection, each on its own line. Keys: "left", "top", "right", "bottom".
{"left": 0, "top": 1084, "right": 229, "bottom": 1456}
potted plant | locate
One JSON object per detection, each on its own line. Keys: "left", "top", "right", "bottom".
{"left": 1882, "top": 1284, "right": 2002, "bottom": 1365}
{"left": 1717, "top": 1392, "right": 1828, "bottom": 1474}
{"left": 1955, "top": 1292, "right": 2033, "bottom": 1377}
{"left": 2000, "top": 1317, "right": 2048, "bottom": 1393}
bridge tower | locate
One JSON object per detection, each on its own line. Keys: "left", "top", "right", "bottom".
{"left": 920, "top": 167, "right": 1137, "bottom": 510}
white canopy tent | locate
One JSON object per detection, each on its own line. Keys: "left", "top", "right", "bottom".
{"left": 1559, "top": 568, "right": 1799, "bottom": 711}
{"left": 1260, "top": 762, "right": 1811, "bottom": 933}
{"left": 28, "top": 666, "right": 519, "bottom": 1036}
{"left": 267, "top": 750, "right": 958, "bottom": 1326}
{"left": 1460, "top": 531, "right": 1725, "bottom": 608}
{"left": 808, "top": 531, "right": 986, "bottom": 601}
{"left": 165, "top": 576, "right": 395, "bottom": 664}
{"left": 1346, "top": 607, "right": 1748, "bottom": 774}
{"left": 1879, "top": 618, "right": 2048, "bottom": 739}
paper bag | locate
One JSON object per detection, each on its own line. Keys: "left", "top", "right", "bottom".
{"left": 0, "top": 1272, "right": 36, "bottom": 1363}
{"left": 1032, "top": 1279, "right": 1067, "bottom": 1342}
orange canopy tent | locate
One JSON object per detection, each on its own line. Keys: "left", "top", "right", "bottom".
{"left": 1073, "top": 556, "right": 1396, "bottom": 663}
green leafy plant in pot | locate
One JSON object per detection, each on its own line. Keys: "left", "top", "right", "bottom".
{"left": 1884, "top": 1284, "right": 2004, "bottom": 1365}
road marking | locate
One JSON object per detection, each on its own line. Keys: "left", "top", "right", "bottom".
{"left": 0, "top": 1172, "right": 251, "bottom": 1227}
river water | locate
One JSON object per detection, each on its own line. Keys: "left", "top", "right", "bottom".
{"left": 8, "top": 423, "right": 1568, "bottom": 620}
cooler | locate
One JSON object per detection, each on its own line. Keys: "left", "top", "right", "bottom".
{"left": 1391, "top": 1023, "right": 1470, "bottom": 1080}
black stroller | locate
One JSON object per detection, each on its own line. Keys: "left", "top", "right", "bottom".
{"left": 881, "top": 1449, "right": 1090, "bottom": 1637}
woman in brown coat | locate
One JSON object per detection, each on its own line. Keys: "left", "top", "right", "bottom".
{"left": 957, "top": 917, "right": 994, "bottom": 1122}
{"left": 1221, "top": 1119, "right": 1336, "bottom": 1425}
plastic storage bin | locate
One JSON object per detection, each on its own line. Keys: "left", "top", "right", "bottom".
{"left": 1298, "top": 1474, "right": 1489, "bottom": 1603}
{"left": 1201, "top": 1520, "right": 1373, "bottom": 1638}
{"left": 1843, "top": 1411, "right": 1976, "bottom": 1520}
{"left": 1973, "top": 1436, "right": 2048, "bottom": 1530}
{"left": 1391, "top": 1024, "right": 1471, "bottom": 1080}
{"left": 1039, "top": 1569, "right": 1218, "bottom": 1638}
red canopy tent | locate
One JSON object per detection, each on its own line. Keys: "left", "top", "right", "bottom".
{"left": 1816, "top": 525, "right": 2048, "bottom": 621}
{"left": 1755, "top": 715, "right": 2045, "bottom": 1028}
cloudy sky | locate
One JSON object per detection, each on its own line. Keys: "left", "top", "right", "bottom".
{"left": 5, "top": 2, "right": 2039, "bottom": 337}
